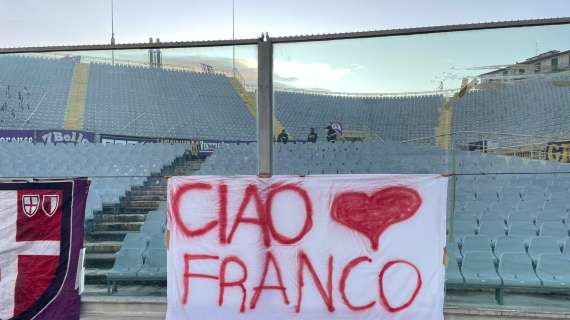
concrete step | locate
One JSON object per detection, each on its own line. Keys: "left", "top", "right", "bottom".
{"left": 102, "top": 207, "right": 154, "bottom": 215}
{"left": 94, "top": 222, "right": 144, "bottom": 232}
{"left": 132, "top": 186, "right": 166, "bottom": 193}
{"left": 123, "top": 200, "right": 161, "bottom": 208}
{"left": 128, "top": 189, "right": 166, "bottom": 196}
{"left": 169, "top": 169, "right": 198, "bottom": 176}
{"left": 87, "top": 230, "right": 129, "bottom": 242}
{"left": 85, "top": 253, "right": 116, "bottom": 269}
{"left": 95, "top": 213, "right": 146, "bottom": 223}
{"left": 126, "top": 194, "right": 167, "bottom": 201}
{"left": 145, "top": 180, "right": 167, "bottom": 187}
{"left": 85, "top": 241, "right": 122, "bottom": 254}
{"left": 81, "top": 295, "right": 167, "bottom": 320}
{"left": 85, "top": 268, "right": 109, "bottom": 285}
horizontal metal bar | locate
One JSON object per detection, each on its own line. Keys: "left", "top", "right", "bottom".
{"left": 1, "top": 17, "right": 568, "bottom": 54}
{"left": 271, "top": 17, "right": 570, "bottom": 44}
{"left": 0, "top": 38, "right": 260, "bottom": 54}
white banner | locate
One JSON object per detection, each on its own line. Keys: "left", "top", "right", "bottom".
{"left": 167, "top": 175, "right": 448, "bottom": 320}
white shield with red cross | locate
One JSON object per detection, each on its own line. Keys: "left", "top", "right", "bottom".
{"left": 21, "top": 195, "right": 40, "bottom": 217}
{"left": 0, "top": 188, "right": 67, "bottom": 319}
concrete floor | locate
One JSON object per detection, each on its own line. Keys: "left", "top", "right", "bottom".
{"left": 81, "top": 285, "right": 570, "bottom": 319}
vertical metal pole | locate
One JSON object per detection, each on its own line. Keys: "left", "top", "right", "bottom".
{"left": 110, "top": 0, "right": 115, "bottom": 65}
{"left": 232, "top": 0, "right": 236, "bottom": 77}
{"left": 257, "top": 36, "right": 273, "bottom": 176}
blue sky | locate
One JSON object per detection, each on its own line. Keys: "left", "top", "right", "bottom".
{"left": 2, "top": 0, "right": 570, "bottom": 92}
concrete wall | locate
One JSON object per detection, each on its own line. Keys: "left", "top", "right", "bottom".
{"left": 80, "top": 298, "right": 570, "bottom": 320}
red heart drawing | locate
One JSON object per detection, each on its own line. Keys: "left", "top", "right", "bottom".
{"left": 331, "top": 186, "right": 422, "bottom": 251}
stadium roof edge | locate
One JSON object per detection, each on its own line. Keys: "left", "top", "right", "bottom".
{"left": 0, "top": 17, "right": 569, "bottom": 54}
{"left": 270, "top": 17, "right": 570, "bottom": 43}
{"left": 0, "top": 38, "right": 261, "bottom": 54}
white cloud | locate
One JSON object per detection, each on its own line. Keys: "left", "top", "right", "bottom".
{"left": 274, "top": 60, "right": 352, "bottom": 81}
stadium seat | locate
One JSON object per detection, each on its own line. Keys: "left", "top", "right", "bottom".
{"left": 461, "top": 251, "right": 502, "bottom": 286}
{"left": 138, "top": 249, "right": 167, "bottom": 280}
{"left": 528, "top": 237, "right": 562, "bottom": 262}
{"left": 535, "top": 212, "right": 566, "bottom": 226}
{"left": 461, "top": 236, "right": 493, "bottom": 255}
{"left": 541, "top": 203, "right": 567, "bottom": 218}
{"left": 507, "top": 212, "right": 536, "bottom": 225}
{"left": 452, "top": 221, "right": 476, "bottom": 242}
{"left": 446, "top": 258, "right": 464, "bottom": 285}
{"left": 121, "top": 232, "right": 149, "bottom": 250}
{"left": 141, "top": 221, "right": 164, "bottom": 235}
{"left": 476, "top": 190, "right": 499, "bottom": 202}
{"left": 477, "top": 222, "right": 506, "bottom": 238}
{"left": 148, "top": 234, "right": 166, "bottom": 250}
{"left": 536, "top": 254, "right": 570, "bottom": 288}
{"left": 107, "top": 249, "right": 144, "bottom": 294}
{"left": 517, "top": 199, "right": 544, "bottom": 213}
{"left": 447, "top": 242, "right": 462, "bottom": 263}
{"left": 498, "top": 252, "right": 541, "bottom": 287}
{"left": 508, "top": 222, "right": 537, "bottom": 238}
{"left": 539, "top": 222, "right": 569, "bottom": 238}
{"left": 146, "top": 211, "right": 167, "bottom": 228}
{"left": 565, "top": 238, "right": 570, "bottom": 256}
{"left": 493, "top": 236, "right": 527, "bottom": 258}
{"left": 478, "top": 212, "right": 507, "bottom": 225}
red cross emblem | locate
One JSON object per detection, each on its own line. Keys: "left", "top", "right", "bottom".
{"left": 21, "top": 195, "right": 40, "bottom": 217}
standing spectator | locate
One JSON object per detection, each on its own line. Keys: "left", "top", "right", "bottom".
{"left": 326, "top": 125, "right": 337, "bottom": 143}
{"left": 277, "top": 129, "right": 289, "bottom": 144}
{"left": 307, "top": 128, "right": 318, "bottom": 143}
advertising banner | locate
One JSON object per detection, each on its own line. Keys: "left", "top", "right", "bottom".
{"left": 166, "top": 174, "right": 447, "bottom": 320}
{"left": 0, "top": 130, "right": 94, "bottom": 144}
{"left": 0, "top": 130, "right": 35, "bottom": 143}
{"left": 545, "top": 141, "right": 570, "bottom": 162}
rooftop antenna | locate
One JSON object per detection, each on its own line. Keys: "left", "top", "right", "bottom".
{"left": 110, "top": 0, "right": 116, "bottom": 65}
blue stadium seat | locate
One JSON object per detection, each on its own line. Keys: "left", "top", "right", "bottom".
{"left": 141, "top": 221, "right": 164, "bottom": 235}
{"left": 461, "top": 236, "right": 493, "bottom": 255}
{"left": 107, "top": 248, "right": 144, "bottom": 294}
{"left": 461, "top": 251, "right": 502, "bottom": 286}
{"left": 508, "top": 222, "right": 537, "bottom": 238}
{"left": 536, "top": 254, "right": 570, "bottom": 288}
{"left": 477, "top": 222, "right": 506, "bottom": 238}
{"left": 493, "top": 236, "right": 527, "bottom": 258}
{"left": 528, "top": 237, "right": 562, "bottom": 262}
{"left": 498, "top": 252, "right": 541, "bottom": 287}
{"left": 121, "top": 232, "right": 149, "bottom": 250}
{"left": 138, "top": 249, "right": 167, "bottom": 280}
{"left": 446, "top": 258, "right": 464, "bottom": 285}
{"left": 539, "top": 222, "right": 569, "bottom": 238}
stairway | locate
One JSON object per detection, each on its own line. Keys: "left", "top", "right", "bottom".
{"left": 84, "top": 153, "right": 204, "bottom": 284}
{"left": 64, "top": 63, "right": 90, "bottom": 130}
{"left": 436, "top": 97, "right": 454, "bottom": 149}
{"left": 228, "top": 77, "right": 289, "bottom": 137}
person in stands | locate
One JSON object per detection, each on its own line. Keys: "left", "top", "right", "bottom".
{"left": 326, "top": 124, "right": 337, "bottom": 143}
{"left": 307, "top": 128, "right": 318, "bottom": 143}
{"left": 277, "top": 129, "right": 289, "bottom": 144}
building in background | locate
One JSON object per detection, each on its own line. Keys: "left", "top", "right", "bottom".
{"left": 480, "top": 50, "right": 570, "bottom": 82}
